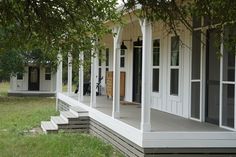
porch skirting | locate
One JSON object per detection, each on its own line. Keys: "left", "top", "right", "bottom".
{"left": 57, "top": 98, "right": 236, "bottom": 157}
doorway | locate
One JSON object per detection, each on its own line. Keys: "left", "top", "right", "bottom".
{"left": 133, "top": 41, "right": 142, "bottom": 103}
{"left": 205, "top": 29, "right": 220, "bottom": 125}
{"left": 28, "top": 67, "right": 40, "bottom": 91}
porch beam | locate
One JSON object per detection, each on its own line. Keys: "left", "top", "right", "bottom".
{"left": 112, "top": 26, "right": 123, "bottom": 118}
{"left": 67, "top": 52, "right": 73, "bottom": 94}
{"left": 79, "top": 52, "right": 84, "bottom": 101}
{"left": 139, "top": 18, "right": 152, "bottom": 132}
{"left": 90, "top": 41, "right": 98, "bottom": 108}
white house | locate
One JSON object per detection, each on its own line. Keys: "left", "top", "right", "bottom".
{"left": 8, "top": 65, "right": 57, "bottom": 97}
{"left": 41, "top": 7, "right": 236, "bottom": 157}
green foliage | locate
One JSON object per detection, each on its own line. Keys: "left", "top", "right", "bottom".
{"left": 124, "top": 0, "right": 236, "bottom": 52}
{"left": 0, "top": 0, "right": 120, "bottom": 78}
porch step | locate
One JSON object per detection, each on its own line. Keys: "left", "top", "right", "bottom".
{"left": 41, "top": 109, "right": 90, "bottom": 134}
{"left": 60, "top": 111, "right": 78, "bottom": 120}
{"left": 51, "top": 116, "right": 68, "bottom": 126}
{"left": 69, "top": 106, "right": 88, "bottom": 117}
{"left": 41, "top": 121, "right": 58, "bottom": 134}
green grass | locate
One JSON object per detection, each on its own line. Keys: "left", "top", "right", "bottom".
{"left": 0, "top": 82, "right": 123, "bottom": 157}
{"left": 0, "top": 81, "right": 10, "bottom": 97}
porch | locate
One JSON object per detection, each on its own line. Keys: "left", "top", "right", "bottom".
{"left": 58, "top": 92, "right": 236, "bottom": 149}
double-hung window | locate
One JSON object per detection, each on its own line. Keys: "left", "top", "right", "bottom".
{"left": 170, "top": 36, "right": 180, "bottom": 96}
{"left": 152, "top": 39, "right": 160, "bottom": 92}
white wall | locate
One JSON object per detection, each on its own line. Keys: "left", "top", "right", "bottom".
{"left": 101, "top": 21, "right": 192, "bottom": 118}
{"left": 10, "top": 66, "right": 56, "bottom": 92}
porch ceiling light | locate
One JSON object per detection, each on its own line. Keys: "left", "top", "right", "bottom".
{"left": 120, "top": 41, "right": 128, "bottom": 50}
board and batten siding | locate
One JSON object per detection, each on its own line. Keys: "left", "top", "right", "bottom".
{"left": 151, "top": 24, "right": 191, "bottom": 118}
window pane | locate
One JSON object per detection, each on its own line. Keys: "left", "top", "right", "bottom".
{"left": 191, "top": 82, "right": 200, "bottom": 119}
{"left": 45, "top": 74, "right": 51, "bottom": 80}
{"left": 99, "top": 50, "right": 102, "bottom": 66}
{"left": 222, "top": 84, "right": 234, "bottom": 128}
{"left": 153, "top": 39, "right": 160, "bottom": 66}
{"left": 223, "top": 26, "right": 235, "bottom": 82}
{"left": 170, "top": 69, "right": 179, "bottom": 95}
{"left": 153, "top": 69, "right": 159, "bottom": 92}
{"left": 120, "top": 57, "right": 125, "bottom": 68}
{"left": 171, "top": 36, "right": 179, "bottom": 66}
{"left": 17, "top": 73, "right": 23, "bottom": 80}
{"left": 192, "top": 30, "right": 201, "bottom": 79}
{"left": 121, "top": 49, "right": 125, "bottom": 56}
{"left": 193, "top": 16, "right": 201, "bottom": 28}
{"left": 106, "top": 48, "right": 109, "bottom": 66}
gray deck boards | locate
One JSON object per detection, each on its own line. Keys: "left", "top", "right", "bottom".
{"left": 70, "top": 95, "right": 228, "bottom": 132}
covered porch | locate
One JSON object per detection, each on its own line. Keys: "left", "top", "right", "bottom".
{"left": 57, "top": 92, "right": 236, "bottom": 149}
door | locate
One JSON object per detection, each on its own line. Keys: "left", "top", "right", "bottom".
{"left": 205, "top": 29, "right": 220, "bottom": 125}
{"left": 133, "top": 41, "right": 142, "bottom": 103}
{"left": 28, "top": 67, "right": 40, "bottom": 91}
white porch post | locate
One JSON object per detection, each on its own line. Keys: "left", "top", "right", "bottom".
{"left": 112, "top": 26, "right": 123, "bottom": 118}
{"left": 67, "top": 52, "right": 73, "bottom": 94}
{"left": 139, "top": 19, "right": 152, "bottom": 131}
{"left": 90, "top": 42, "right": 98, "bottom": 108}
{"left": 56, "top": 53, "right": 63, "bottom": 111}
{"left": 79, "top": 52, "right": 84, "bottom": 101}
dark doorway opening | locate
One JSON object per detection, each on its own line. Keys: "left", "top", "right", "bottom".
{"left": 133, "top": 41, "right": 142, "bottom": 103}
{"left": 28, "top": 67, "right": 40, "bottom": 91}
{"left": 205, "top": 29, "right": 220, "bottom": 125}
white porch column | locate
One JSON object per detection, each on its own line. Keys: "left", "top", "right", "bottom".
{"left": 90, "top": 42, "right": 98, "bottom": 108}
{"left": 112, "top": 26, "right": 123, "bottom": 118}
{"left": 139, "top": 19, "right": 152, "bottom": 131}
{"left": 79, "top": 52, "right": 84, "bottom": 101}
{"left": 56, "top": 53, "right": 63, "bottom": 111}
{"left": 56, "top": 53, "right": 63, "bottom": 93}
{"left": 67, "top": 52, "right": 73, "bottom": 94}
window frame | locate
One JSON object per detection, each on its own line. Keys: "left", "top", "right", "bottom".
{"left": 45, "top": 67, "right": 51, "bottom": 80}
{"left": 169, "top": 35, "right": 180, "bottom": 97}
{"left": 152, "top": 38, "right": 161, "bottom": 93}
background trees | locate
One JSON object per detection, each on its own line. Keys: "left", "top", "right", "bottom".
{"left": 0, "top": 0, "right": 120, "bottom": 80}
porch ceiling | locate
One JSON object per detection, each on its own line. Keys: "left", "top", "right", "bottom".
{"left": 70, "top": 95, "right": 228, "bottom": 132}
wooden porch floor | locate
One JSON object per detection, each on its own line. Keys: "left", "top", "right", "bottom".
{"left": 69, "top": 94, "right": 228, "bottom": 132}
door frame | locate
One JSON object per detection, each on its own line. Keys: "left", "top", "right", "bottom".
{"left": 28, "top": 66, "right": 40, "bottom": 91}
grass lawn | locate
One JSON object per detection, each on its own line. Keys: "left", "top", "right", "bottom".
{"left": 0, "top": 82, "right": 123, "bottom": 157}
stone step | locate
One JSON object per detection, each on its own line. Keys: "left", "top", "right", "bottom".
{"left": 51, "top": 116, "right": 68, "bottom": 127}
{"left": 41, "top": 121, "right": 58, "bottom": 134}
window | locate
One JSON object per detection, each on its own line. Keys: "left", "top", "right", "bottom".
{"left": 120, "top": 49, "right": 125, "bottom": 68}
{"left": 152, "top": 39, "right": 160, "bottom": 92}
{"left": 99, "top": 50, "right": 102, "bottom": 66}
{"left": 191, "top": 30, "right": 201, "bottom": 119}
{"left": 45, "top": 67, "right": 51, "bottom": 80}
{"left": 106, "top": 48, "right": 109, "bottom": 66}
{"left": 17, "top": 73, "right": 23, "bottom": 80}
{"left": 170, "top": 36, "right": 179, "bottom": 95}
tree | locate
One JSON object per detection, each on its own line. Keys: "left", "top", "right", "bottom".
{"left": 0, "top": 0, "right": 120, "bottom": 79}
{"left": 123, "top": 0, "right": 236, "bottom": 52}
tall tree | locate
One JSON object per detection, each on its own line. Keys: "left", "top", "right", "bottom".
{"left": 0, "top": 0, "right": 120, "bottom": 78}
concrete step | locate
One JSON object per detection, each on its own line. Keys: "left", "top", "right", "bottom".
{"left": 41, "top": 121, "right": 58, "bottom": 134}
{"left": 51, "top": 116, "right": 68, "bottom": 127}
